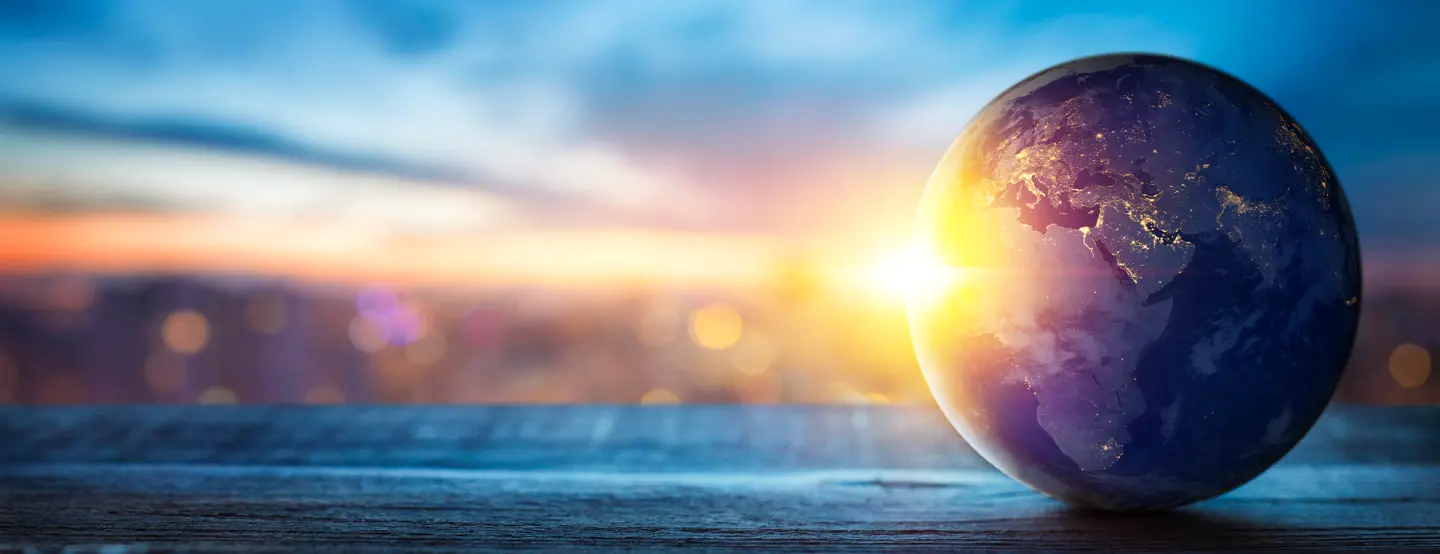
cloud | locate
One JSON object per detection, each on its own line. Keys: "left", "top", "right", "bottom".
{"left": 0, "top": 0, "right": 718, "bottom": 222}
{"left": 0, "top": 0, "right": 969, "bottom": 233}
{"left": 0, "top": 125, "right": 520, "bottom": 235}
{"left": 0, "top": 0, "right": 1436, "bottom": 244}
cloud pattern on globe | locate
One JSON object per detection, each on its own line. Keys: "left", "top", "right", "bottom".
{"left": 908, "top": 54, "right": 1361, "bottom": 510}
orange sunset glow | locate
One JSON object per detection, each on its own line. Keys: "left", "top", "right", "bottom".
{"left": 0, "top": 211, "right": 936, "bottom": 299}
{"left": 0, "top": 214, "right": 767, "bottom": 286}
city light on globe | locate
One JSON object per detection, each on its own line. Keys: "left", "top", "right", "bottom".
{"left": 906, "top": 54, "right": 1362, "bottom": 510}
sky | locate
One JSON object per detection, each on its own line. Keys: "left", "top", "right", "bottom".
{"left": 0, "top": 0, "right": 1436, "bottom": 283}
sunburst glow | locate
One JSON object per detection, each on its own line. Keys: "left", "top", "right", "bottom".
{"left": 867, "top": 243, "right": 966, "bottom": 306}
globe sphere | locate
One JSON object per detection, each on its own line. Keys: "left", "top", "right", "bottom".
{"left": 908, "top": 54, "right": 1361, "bottom": 510}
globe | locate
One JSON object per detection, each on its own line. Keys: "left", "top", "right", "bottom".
{"left": 907, "top": 54, "right": 1361, "bottom": 510}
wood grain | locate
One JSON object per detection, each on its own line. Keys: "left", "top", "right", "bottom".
{"left": 1, "top": 405, "right": 1437, "bottom": 551}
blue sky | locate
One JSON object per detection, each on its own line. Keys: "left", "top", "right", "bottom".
{"left": 0, "top": 0, "right": 1436, "bottom": 247}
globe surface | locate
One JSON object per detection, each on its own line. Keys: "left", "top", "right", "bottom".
{"left": 908, "top": 54, "right": 1361, "bottom": 510}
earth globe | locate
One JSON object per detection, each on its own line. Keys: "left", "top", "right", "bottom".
{"left": 906, "top": 54, "right": 1362, "bottom": 510}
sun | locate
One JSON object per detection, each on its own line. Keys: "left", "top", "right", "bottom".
{"left": 867, "top": 243, "right": 965, "bottom": 306}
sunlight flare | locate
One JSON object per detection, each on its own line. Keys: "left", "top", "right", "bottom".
{"left": 867, "top": 242, "right": 967, "bottom": 306}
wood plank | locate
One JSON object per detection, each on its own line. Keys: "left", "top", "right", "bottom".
{"left": 1, "top": 405, "right": 1438, "bottom": 550}
{"left": 3, "top": 405, "right": 1438, "bottom": 468}
{"left": 2, "top": 463, "right": 1437, "bottom": 550}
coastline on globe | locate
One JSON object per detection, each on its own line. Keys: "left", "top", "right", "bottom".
{"left": 905, "top": 53, "right": 1362, "bottom": 510}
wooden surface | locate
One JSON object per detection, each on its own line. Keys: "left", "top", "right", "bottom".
{"left": 1, "top": 404, "right": 1438, "bottom": 551}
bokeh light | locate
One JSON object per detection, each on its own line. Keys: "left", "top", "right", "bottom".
{"left": 1389, "top": 343, "right": 1432, "bottom": 389}
{"left": 386, "top": 302, "right": 428, "bottom": 346}
{"left": 731, "top": 333, "right": 775, "bottom": 376}
{"left": 689, "top": 303, "right": 743, "bottom": 350}
{"left": 640, "top": 388, "right": 680, "bottom": 404}
{"left": 161, "top": 310, "right": 210, "bottom": 355}
{"left": 356, "top": 284, "right": 399, "bottom": 321}
{"left": 353, "top": 286, "right": 424, "bottom": 346}
{"left": 197, "top": 386, "right": 238, "bottom": 405}
{"left": 348, "top": 316, "right": 388, "bottom": 354}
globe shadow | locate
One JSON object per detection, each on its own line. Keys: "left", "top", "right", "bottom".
{"left": 1046, "top": 505, "right": 1283, "bottom": 551}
